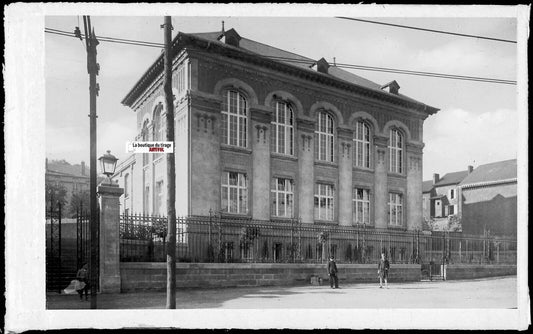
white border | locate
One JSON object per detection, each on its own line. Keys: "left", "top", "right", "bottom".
{"left": 4, "top": 3, "right": 530, "bottom": 331}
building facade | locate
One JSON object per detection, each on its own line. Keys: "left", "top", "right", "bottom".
{"left": 458, "top": 159, "right": 517, "bottom": 237}
{"left": 422, "top": 167, "right": 472, "bottom": 221}
{"left": 115, "top": 28, "right": 439, "bottom": 231}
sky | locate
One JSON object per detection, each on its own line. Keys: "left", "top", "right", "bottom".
{"left": 45, "top": 11, "right": 520, "bottom": 180}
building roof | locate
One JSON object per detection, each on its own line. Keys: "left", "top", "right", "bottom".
{"left": 422, "top": 180, "right": 434, "bottom": 193}
{"left": 459, "top": 159, "right": 517, "bottom": 188}
{"left": 46, "top": 159, "right": 89, "bottom": 178}
{"left": 434, "top": 170, "right": 470, "bottom": 187}
{"left": 121, "top": 28, "right": 439, "bottom": 115}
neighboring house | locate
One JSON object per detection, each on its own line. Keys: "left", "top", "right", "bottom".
{"left": 114, "top": 27, "right": 439, "bottom": 231}
{"left": 46, "top": 159, "right": 90, "bottom": 205}
{"left": 458, "top": 159, "right": 517, "bottom": 237}
{"left": 46, "top": 158, "right": 105, "bottom": 211}
{"left": 423, "top": 166, "right": 473, "bottom": 220}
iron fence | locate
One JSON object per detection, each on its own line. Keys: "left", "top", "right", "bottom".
{"left": 119, "top": 213, "right": 517, "bottom": 265}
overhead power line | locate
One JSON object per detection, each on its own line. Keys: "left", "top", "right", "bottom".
{"left": 336, "top": 17, "right": 517, "bottom": 44}
{"left": 45, "top": 27, "right": 517, "bottom": 85}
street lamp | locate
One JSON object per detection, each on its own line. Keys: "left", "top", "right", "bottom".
{"left": 98, "top": 150, "right": 118, "bottom": 183}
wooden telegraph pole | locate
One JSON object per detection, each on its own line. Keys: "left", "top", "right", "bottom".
{"left": 82, "top": 15, "right": 99, "bottom": 310}
{"left": 162, "top": 16, "right": 177, "bottom": 309}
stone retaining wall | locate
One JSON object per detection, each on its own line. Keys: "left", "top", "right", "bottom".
{"left": 445, "top": 264, "right": 516, "bottom": 280}
{"left": 120, "top": 262, "right": 421, "bottom": 292}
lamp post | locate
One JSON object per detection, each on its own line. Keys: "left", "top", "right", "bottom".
{"left": 98, "top": 150, "right": 118, "bottom": 184}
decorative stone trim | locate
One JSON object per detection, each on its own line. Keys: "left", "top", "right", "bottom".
{"left": 406, "top": 141, "right": 425, "bottom": 154}
{"left": 340, "top": 142, "right": 351, "bottom": 158}
{"left": 296, "top": 117, "right": 315, "bottom": 132}
{"left": 195, "top": 112, "right": 216, "bottom": 134}
{"left": 301, "top": 134, "right": 313, "bottom": 152}
{"left": 337, "top": 126, "right": 353, "bottom": 140}
{"left": 377, "top": 148, "right": 387, "bottom": 165}
{"left": 409, "top": 156, "right": 422, "bottom": 172}
{"left": 373, "top": 135, "right": 388, "bottom": 147}
{"left": 255, "top": 124, "right": 268, "bottom": 143}
{"left": 250, "top": 105, "right": 272, "bottom": 123}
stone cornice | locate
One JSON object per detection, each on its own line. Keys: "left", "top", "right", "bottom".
{"left": 296, "top": 117, "right": 315, "bottom": 132}
{"left": 337, "top": 126, "right": 353, "bottom": 139}
{"left": 250, "top": 105, "right": 272, "bottom": 123}
{"left": 406, "top": 141, "right": 425, "bottom": 154}
{"left": 373, "top": 135, "right": 388, "bottom": 147}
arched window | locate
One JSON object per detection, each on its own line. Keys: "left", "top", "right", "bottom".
{"left": 272, "top": 100, "right": 294, "bottom": 155}
{"left": 153, "top": 104, "right": 164, "bottom": 159}
{"left": 315, "top": 111, "right": 335, "bottom": 162}
{"left": 141, "top": 119, "right": 150, "bottom": 167}
{"left": 153, "top": 104, "right": 164, "bottom": 141}
{"left": 389, "top": 128, "right": 403, "bottom": 173}
{"left": 354, "top": 121, "right": 371, "bottom": 168}
{"left": 221, "top": 90, "right": 247, "bottom": 147}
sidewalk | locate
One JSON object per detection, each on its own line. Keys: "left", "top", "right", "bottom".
{"left": 46, "top": 276, "right": 517, "bottom": 309}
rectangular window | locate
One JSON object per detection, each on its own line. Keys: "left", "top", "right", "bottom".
{"left": 353, "top": 188, "right": 370, "bottom": 225}
{"left": 221, "top": 171, "right": 248, "bottom": 214}
{"left": 271, "top": 178, "right": 294, "bottom": 218}
{"left": 388, "top": 193, "right": 403, "bottom": 226}
{"left": 314, "top": 183, "right": 334, "bottom": 221}
{"left": 449, "top": 205, "right": 455, "bottom": 215}
{"left": 449, "top": 188, "right": 456, "bottom": 200}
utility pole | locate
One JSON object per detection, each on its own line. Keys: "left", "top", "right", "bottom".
{"left": 82, "top": 15, "right": 99, "bottom": 309}
{"left": 162, "top": 16, "right": 177, "bottom": 309}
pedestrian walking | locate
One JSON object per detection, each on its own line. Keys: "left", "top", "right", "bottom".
{"left": 378, "top": 253, "right": 390, "bottom": 288}
{"left": 76, "top": 263, "right": 90, "bottom": 301}
{"left": 327, "top": 256, "right": 339, "bottom": 289}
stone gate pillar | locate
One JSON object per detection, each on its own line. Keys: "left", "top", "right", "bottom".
{"left": 98, "top": 181, "right": 124, "bottom": 293}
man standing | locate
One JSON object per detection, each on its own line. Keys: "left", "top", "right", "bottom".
{"left": 378, "top": 253, "right": 390, "bottom": 288}
{"left": 327, "top": 256, "right": 339, "bottom": 289}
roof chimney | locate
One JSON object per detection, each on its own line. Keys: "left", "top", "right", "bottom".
{"left": 467, "top": 165, "right": 473, "bottom": 174}
{"left": 81, "top": 161, "right": 86, "bottom": 176}
{"left": 433, "top": 173, "right": 440, "bottom": 185}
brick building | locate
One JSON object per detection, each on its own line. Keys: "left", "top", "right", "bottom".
{"left": 114, "top": 28, "right": 439, "bottom": 231}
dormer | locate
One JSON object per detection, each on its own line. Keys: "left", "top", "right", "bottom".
{"left": 317, "top": 58, "right": 330, "bottom": 74}
{"left": 381, "top": 80, "right": 400, "bottom": 95}
{"left": 223, "top": 28, "right": 242, "bottom": 47}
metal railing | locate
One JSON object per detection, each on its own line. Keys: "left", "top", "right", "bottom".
{"left": 119, "top": 213, "right": 517, "bottom": 265}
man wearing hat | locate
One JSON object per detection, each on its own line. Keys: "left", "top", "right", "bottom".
{"left": 327, "top": 256, "right": 339, "bottom": 289}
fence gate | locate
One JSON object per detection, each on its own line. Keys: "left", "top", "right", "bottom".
{"left": 46, "top": 202, "right": 62, "bottom": 292}
{"left": 76, "top": 206, "right": 99, "bottom": 291}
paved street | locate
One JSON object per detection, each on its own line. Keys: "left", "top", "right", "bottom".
{"left": 46, "top": 276, "right": 516, "bottom": 309}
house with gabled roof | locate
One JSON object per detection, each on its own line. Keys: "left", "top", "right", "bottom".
{"left": 458, "top": 159, "right": 517, "bottom": 237}
{"left": 114, "top": 25, "right": 439, "bottom": 243}
{"left": 422, "top": 166, "right": 472, "bottom": 222}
